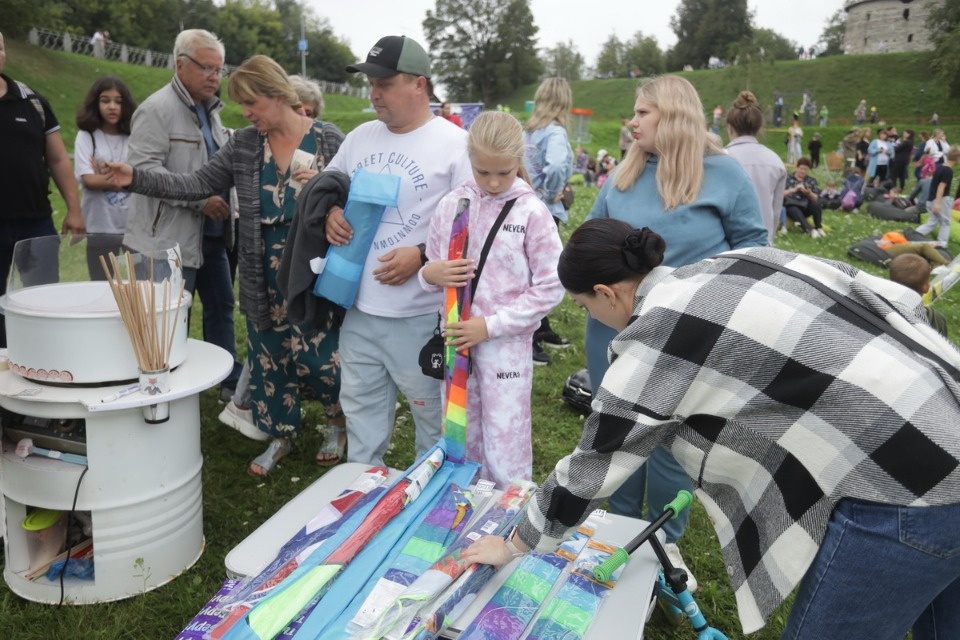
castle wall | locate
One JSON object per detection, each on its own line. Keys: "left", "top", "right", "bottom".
{"left": 843, "top": 0, "right": 942, "bottom": 54}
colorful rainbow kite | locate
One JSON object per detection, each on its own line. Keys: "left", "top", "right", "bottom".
{"left": 440, "top": 197, "right": 471, "bottom": 464}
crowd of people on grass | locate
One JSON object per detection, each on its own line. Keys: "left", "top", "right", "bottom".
{"left": 4, "top": 25, "right": 960, "bottom": 638}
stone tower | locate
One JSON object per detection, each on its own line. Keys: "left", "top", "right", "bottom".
{"left": 843, "top": 0, "right": 944, "bottom": 54}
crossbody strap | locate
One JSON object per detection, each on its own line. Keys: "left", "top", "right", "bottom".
{"left": 724, "top": 253, "right": 960, "bottom": 382}
{"left": 470, "top": 197, "right": 517, "bottom": 298}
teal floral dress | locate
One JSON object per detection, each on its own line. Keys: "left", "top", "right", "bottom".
{"left": 249, "top": 122, "right": 342, "bottom": 437}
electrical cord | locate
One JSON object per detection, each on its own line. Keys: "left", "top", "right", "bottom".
{"left": 59, "top": 465, "right": 89, "bottom": 606}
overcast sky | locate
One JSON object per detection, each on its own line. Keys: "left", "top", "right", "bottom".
{"left": 307, "top": 0, "right": 844, "bottom": 64}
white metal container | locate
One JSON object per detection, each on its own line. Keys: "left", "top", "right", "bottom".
{"left": 0, "top": 281, "right": 190, "bottom": 384}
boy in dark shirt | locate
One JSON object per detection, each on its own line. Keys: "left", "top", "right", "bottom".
{"left": 915, "top": 145, "right": 958, "bottom": 247}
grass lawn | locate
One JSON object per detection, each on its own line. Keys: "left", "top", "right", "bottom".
{"left": 2, "top": 36, "right": 957, "bottom": 639}
{"left": 2, "top": 167, "right": 952, "bottom": 639}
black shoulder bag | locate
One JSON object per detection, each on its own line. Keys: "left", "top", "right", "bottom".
{"left": 419, "top": 197, "right": 518, "bottom": 379}
{"left": 724, "top": 252, "right": 960, "bottom": 383}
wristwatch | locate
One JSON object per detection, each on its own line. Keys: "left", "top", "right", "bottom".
{"left": 417, "top": 243, "right": 428, "bottom": 266}
{"left": 505, "top": 529, "right": 528, "bottom": 559}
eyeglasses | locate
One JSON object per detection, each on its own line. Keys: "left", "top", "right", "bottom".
{"left": 179, "top": 53, "right": 225, "bottom": 78}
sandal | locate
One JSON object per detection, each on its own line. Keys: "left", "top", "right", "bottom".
{"left": 316, "top": 423, "right": 346, "bottom": 467}
{"left": 248, "top": 438, "right": 292, "bottom": 477}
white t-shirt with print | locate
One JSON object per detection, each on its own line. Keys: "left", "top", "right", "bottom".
{"left": 74, "top": 129, "right": 131, "bottom": 233}
{"left": 326, "top": 116, "right": 471, "bottom": 318}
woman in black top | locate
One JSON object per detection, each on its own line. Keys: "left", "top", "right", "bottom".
{"left": 890, "top": 129, "right": 915, "bottom": 191}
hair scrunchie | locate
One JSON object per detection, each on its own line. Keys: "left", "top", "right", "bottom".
{"left": 621, "top": 227, "right": 665, "bottom": 273}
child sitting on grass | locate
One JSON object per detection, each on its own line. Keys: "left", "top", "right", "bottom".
{"left": 889, "top": 253, "right": 948, "bottom": 337}
{"left": 820, "top": 179, "right": 841, "bottom": 209}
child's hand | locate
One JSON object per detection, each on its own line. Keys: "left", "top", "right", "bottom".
{"left": 444, "top": 317, "right": 488, "bottom": 349}
{"left": 933, "top": 202, "right": 942, "bottom": 214}
{"left": 423, "top": 259, "right": 475, "bottom": 287}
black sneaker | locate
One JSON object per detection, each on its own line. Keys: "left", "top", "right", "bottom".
{"left": 535, "top": 328, "right": 571, "bottom": 349}
{"left": 533, "top": 340, "right": 551, "bottom": 366}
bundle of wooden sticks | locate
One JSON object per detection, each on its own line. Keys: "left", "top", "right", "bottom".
{"left": 99, "top": 252, "right": 184, "bottom": 372}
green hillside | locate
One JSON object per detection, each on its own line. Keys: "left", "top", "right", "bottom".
{"left": 3, "top": 38, "right": 372, "bottom": 148}
{"left": 8, "top": 36, "right": 954, "bottom": 162}
{"left": 507, "top": 51, "right": 950, "bottom": 123}
{"left": 502, "top": 52, "right": 953, "bottom": 162}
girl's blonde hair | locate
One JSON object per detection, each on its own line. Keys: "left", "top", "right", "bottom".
{"left": 526, "top": 77, "right": 572, "bottom": 131}
{"left": 613, "top": 75, "right": 724, "bottom": 210}
{"left": 227, "top": 55, "right": 300, "bottom": 110}
{"left": 468, "top": 111, "right": 531, "bottom": 184}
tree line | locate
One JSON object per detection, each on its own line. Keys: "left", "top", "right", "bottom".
{"left": 425, "top": 0, "right": 842, "bottom": 103}
{"left": 4, "top": 0, "right": 357, "bottom": 84}
{"left": 7, "top": 0, "right": 959, "bottom": 106}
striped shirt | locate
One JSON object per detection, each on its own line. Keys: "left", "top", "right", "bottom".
{"left": 516, "top": 247, "right": 960, "bottom": 633}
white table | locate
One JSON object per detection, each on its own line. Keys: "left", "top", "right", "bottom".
{"left": 227, "top": 462, "right": 661, "bottom": 639}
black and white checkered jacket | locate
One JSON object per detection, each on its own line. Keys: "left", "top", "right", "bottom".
{"left": 517, "top": 247, "right": 960, "bottom": 633}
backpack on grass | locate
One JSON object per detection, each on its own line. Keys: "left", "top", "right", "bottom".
{"left": 841, "top": 189, "right": 859, "bottom": 211}
{"left": 867, "top": 201, "right": 921, "bottom": 223}
{"left": 562, "top": 368, "right": 593, "bottom": 415}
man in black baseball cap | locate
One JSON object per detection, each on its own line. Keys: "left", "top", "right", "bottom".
{"left": 346, "top": 35, "right": 431, "bottom": 78}
{"left": 343, "top": 35, "right": 435, "bottom": 134}
{"left": 323, "top": 35, "right": 471, "bottom": 468}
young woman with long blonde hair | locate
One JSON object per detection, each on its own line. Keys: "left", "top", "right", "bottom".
{"left": 585, "top": 75, "right": 767, "bottom": 587}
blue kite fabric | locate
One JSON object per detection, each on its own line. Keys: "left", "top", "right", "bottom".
{"left": 376, "top": 480, "right": 537, "bottom": 640}
{"left": 313, "top": 168, "right": 401, "bottom": 308}
{"left": 345, "top": 483, "right": 477, "bottom": 639}
{"left": 290, "top": 456, "right": 481, "bottom": 640}
{"left": 400, "top": 561, "right": 498, "bottom": 640}
{"left": 200, "top": 468, "right": 390, "bottom": 639}
{"left": 212, "top": 449, "right": 450, "bottom": 640}
{"left": 455, "top": 526, "right": 594, "bottom": 640}
{"left": 524, "top": 540, "right": 625, "bottom": 640}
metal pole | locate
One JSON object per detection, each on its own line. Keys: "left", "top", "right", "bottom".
{"left": 300, "top": 15, "right": 307, "bottom": 77}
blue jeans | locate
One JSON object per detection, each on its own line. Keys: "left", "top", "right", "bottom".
{"left": 0, "top": 217, "right": 58, "bottom": 348}
{"left": 783, "top": 498, "right": 960, "bottom": 640}
{"left": 231, "top": 360, "right": 251, "bottom": 408}
{"left": 606, "top": 448, "right": 693, "bottom": 543}
{"left": 585, "top": 315, "right": 692, "bottom": 543}
{"left": 183, "top": 235, "right": 241, "bottom": 390}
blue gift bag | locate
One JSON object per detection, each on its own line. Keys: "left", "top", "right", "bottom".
{"left": 313, "top": 169, "right": 401, "bottom": 308}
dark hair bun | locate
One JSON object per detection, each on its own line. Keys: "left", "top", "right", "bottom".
{"left": 621, "top": 227, "right": 665, "bottom": 273}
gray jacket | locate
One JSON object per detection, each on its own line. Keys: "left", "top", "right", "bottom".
{"left": 124, "top": 75, "right": 230, "bottom": 268}
{"left": 127, "top": 122, "right": 344, "bottom": 330}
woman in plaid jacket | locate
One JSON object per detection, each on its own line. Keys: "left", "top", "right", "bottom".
{"left": 465, "top": 219, "right": 960, "bottom": 640}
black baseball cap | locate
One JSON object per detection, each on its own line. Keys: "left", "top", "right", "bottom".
{"left": 346, "top": 35, "right": 432, "bottom": 78}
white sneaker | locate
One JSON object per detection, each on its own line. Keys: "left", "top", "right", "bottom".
{"left": 218, "top": 402, "right": 269, "bottom": 442}
{"left": 777, "top": 225, "right": 788, "bottom": 235}
{"left": 663, "top": 543, "right": 698, "bottom": 592}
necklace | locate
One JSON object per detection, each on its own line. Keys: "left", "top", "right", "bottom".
{"left": 271, "top": 118, "right": 313, "bottom": 209}
{"left": 274, "top": 155, "right": 290, "bottom": 208}
{"left": 101, "top": 131, "right": 127, "bottom": 162}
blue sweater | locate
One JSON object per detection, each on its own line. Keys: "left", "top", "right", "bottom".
{"left": 584, "top": 153, "right": 768, "bottom": 386}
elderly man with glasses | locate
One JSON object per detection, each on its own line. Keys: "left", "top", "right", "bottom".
{"left": 124, "top": 28, "right": 242, "bottom": 402}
